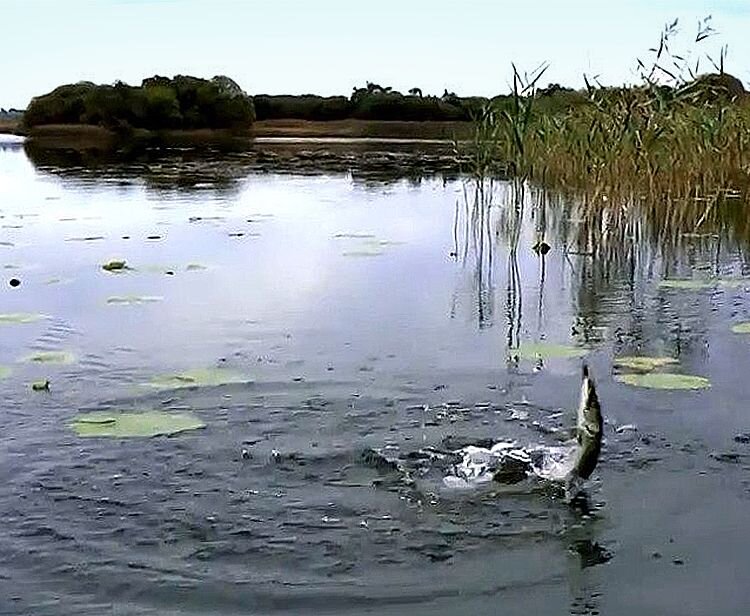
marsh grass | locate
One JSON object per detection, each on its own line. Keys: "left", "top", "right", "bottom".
{"left": 462, "top": 19, "right": 750, "bottom": 246}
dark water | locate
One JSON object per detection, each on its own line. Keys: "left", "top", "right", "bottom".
{"left": 1, "top": 136, "right": 749, "bottom": 615}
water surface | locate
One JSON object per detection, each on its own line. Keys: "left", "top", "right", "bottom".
{"left": 1, "top": 137, "right": 748, "bottom": 615}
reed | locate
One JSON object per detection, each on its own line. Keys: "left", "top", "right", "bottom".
{"left": 463, "top": 18, "right": 750, "bottom": 238}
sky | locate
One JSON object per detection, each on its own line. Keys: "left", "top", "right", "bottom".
{"left": 1, "top": 0, "right": 749, "bottom": 108}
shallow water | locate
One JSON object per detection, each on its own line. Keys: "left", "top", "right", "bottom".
{"left": 1, "top": 136, "right": 749, "bottom": 615}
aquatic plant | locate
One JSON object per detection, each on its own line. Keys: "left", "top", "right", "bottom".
{"left": 730, "top": 322, "right": 750, "bottom": 334}
{"left": 102, "top": 260, "right": 128, "bottom": 272}
{"left": 514, "top": 343, "right": 588, "bottom": 361}
{"left": 0, "top": 313, "right": 46, "bottom": 325}
{"left": 615, "top": 373, "right": 710, "bottom": 390}
{"left": 23, "top": 351, "right": 75, "bottom": 365}
{"left": 464, "top": 18, "right": 750, "bottom": 246}
{"left": 71, "top": 411, "right": 205, "bottom": 438}
{"left": 613, "top": 356, "right": 678, "bottom": 372}
{"left": 146, "top": 367, "right": 250, "bottom": 390}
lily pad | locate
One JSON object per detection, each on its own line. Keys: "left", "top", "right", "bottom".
{"left": 147, "top": 368, "right": 250, "bottom": 390}
{"left": 0, "top": 366, "right": 11, "bottom": 379}
{"left": 0, "top": 313, "right": 46, "bottom": 325}
{"left": 659, "top": 278, "right": 746, "bottom": 290}
{"left": 23, "top": 351, "right": 75, "bottom": 365}
{"left": 515, "top": 343, "right": 588, "bottom": 360}
{"left": 106, "top": 295, "right": 163, "bottom": 305}
{"left": 102, "top": 260, "right": 128, "bottom": 272}
{"left": 613, "top": 356, "right": 678, "bottom": 371}
{"left": 731, "top": 322, "right": 750, "bottom": 334}
{"left": 71, "top": 411, "right": 205, "bottom": 438}
{"left": 615, "top": 373, "right": 710, "bottom": 390}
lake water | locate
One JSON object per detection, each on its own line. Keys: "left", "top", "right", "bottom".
{"left": 0, "top": 136, "right": 748, "bottom": 615}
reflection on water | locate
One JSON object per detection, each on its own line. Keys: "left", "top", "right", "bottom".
{"left": 1, "top": 142, "right": 749, "bottom": 615}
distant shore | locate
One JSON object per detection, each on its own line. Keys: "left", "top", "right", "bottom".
{"left": 0, "top": 118, "right": 22, "bottom": 135}
{"left": 0, "top": 119, "right": 472, "bottom": 149}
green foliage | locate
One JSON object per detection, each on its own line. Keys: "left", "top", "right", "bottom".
{"left": 253, "top": 86, "right": 494, "bottom": 122}
{"left": 24, "top": 75, "right": 255, "bottom": 130}
{"left": 351, "top": 92, "right": 466, "bottom": 121}
{"left": 254, "top": 95, "right": 352, "bottom": 120}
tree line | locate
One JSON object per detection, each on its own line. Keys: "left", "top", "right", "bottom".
{"left": 23, "top": 75, "right": 255, "bottom": 130}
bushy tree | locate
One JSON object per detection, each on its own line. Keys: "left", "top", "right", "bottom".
{"left": 24, "top": 75, "right": 255, "bottom": 130}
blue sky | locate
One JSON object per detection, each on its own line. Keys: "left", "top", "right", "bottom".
{"left": 1, "top": 0, "right": 748, "bottom": 108}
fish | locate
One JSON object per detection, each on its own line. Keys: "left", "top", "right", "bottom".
{"left": 565, "top": 364, "right": 603, "bottom": 496}
{"left": 360, "top": 364, "right": 604, "bottom": 500}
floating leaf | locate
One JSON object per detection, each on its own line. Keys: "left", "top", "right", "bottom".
{"left": 613, "top": 356, "right": 678, "bottom": 371}
{"left": 515, "top": 343, "right": 588, "bottom": 360}
{"left": 102, "top": 260, "right": 127, "bottom": 272}
{"left": 106, "top": 295, "right": 163, "bottom": 305}
{"left": 615, "top": 373, "right": 710, "bottom": 390}
{"left": 71, "top": 411, "right": 205, "bottom": 438}
{"left": 23, "top": 351, "right": 75, "bottom": 365}
{"left": 0, "top": 366, "right": 11, "bottom": 379}
{"left": 731, "top": 322, "right": 750, "bottom": 334}
{"left": 0, "top": 313, "right": 46, "bottom": 325}
{"left": 147, "top": 368, "right": 250, "bottom": 390}
{"left": 659, "top": 278, "right": 746, "bottom": 290}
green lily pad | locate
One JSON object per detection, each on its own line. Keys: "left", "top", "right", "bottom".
{"left": 0, "top": 313, "right": 46, "bottom": 325}
{"left": 23, "top": 351, "right": 75, "bottom": 365}
{"left": 106, "top": 295, "right": 163, "bottom": 305}
{"left": 0, "top": 366, "right": 11, "bottom": 379}
{"left": 731, "top": 322, "right": 750, "bottom": 334}
{"left": 71, "top": 411, "right": 205, "bottom": 438}
{"left": 615, "top": 373, "right": 711, "bottom": 390}
{"left": 613, "top": 356, "right": 678, "bottom": 371}
{"left": 515, "top": 343, "right": 588, "bottom": 360}
{"left": 102, "top": 260, "right": 128, "bottom": 272}
{"left": 147, "top": 368, "right": 249, "bottom": 390}
{"left": 659, "top": 278, "right": 746, "bottom": 290}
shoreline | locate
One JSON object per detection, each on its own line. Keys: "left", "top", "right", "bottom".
{"left": 0, "top": 119, "right": 473, "bottom": 148}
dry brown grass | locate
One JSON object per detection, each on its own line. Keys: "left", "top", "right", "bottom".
{"left": 0, "top": 118, "right": 21, "bottom": 134}
{"left": 252, "top": 119, "right": 472, "bottom": 140}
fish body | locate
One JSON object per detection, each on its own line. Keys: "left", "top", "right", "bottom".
{"left": 571, "top": 364, "right": 603, "bottom": 481}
